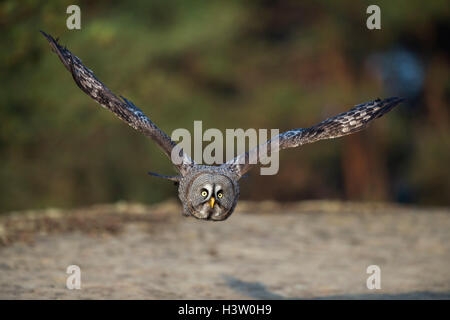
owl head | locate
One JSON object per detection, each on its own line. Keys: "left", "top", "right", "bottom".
{"left": 177, "top": 168, "right": 240, "bottom": 221}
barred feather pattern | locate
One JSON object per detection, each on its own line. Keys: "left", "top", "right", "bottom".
{"left": 226, "top": 97, "right": 404, "bottom": 177}
{"left": 41, "top": 31, "right": 192, "bottom": 174}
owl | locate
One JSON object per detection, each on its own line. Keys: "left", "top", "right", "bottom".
{"left": 41, "top": 31, "right": 404, "bottom": 221}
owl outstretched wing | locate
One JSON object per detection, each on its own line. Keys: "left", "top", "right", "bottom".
{"left": 225, "top": 97, "right": 404, "bottom": 177}
{"left": 41, "top": 31, "right": 193, "bottom": 175}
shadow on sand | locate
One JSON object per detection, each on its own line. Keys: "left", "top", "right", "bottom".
{"left": 223, "top": 275, "right": 450, "bottom": 300}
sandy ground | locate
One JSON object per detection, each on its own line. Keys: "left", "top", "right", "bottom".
{"left": 0, "top": 200, "right": 449, "bottom": 299}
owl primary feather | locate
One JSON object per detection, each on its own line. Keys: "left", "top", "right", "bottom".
{"left": 41, "top": 31, "right": 404, "bottom": 221}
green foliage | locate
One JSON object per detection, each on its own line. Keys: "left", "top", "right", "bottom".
{"left": 1, "top": 0, "right": 449, "bottom": 212}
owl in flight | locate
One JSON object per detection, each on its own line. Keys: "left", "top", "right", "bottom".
{"left": 41, "top": 31, "right": 404, "bottom": 221}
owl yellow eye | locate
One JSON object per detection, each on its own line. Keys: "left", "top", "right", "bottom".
{"left": 201, "top": 190, "right": 208, "bottom": 197}
{"left": 217, "top": 191, "right": 223, "bottom": 199}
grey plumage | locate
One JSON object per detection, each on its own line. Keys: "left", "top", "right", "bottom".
{"left": 178, "top": 166, "right": 240, "bottom": 221}
{"left": 42, "top": 32, "right": 404, "bottom": 221}
{"left": 40, "top": 31, "right": 193, "bottom": 176}
{"left": 225, "top": 97, "right": 404, "bottom": 177}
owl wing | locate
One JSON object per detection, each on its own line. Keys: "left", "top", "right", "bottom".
{"left": 41, "top": 31, "right": 193, "bottom": 174}
{"left": 224, "top": 97, "right": 404, "bottom": 177}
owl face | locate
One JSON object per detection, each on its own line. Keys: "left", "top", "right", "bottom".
{"left": 179, "top": 171, "right": 239, "bottom": 221}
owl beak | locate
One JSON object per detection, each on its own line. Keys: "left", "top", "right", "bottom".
{"left": 209, "top": 197, "right": 215, "bottom": 208}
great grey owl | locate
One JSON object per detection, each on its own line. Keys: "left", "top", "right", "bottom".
{"left": 41, "top": 31, "right": 404, "bottom": 221}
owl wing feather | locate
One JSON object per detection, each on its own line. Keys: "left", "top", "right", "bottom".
{"left": 41, "top": 31, "right": 193, "bottom": 174}
{"left": 225, "top": 97, "right": 404, "bottom": 177}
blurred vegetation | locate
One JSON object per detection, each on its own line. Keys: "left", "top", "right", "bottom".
{"left": 0, "top": 0, "right": 449, "bottom": 212}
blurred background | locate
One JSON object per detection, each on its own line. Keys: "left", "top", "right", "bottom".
{"left": 0, "top": 0, "right": 449, "bottom": 213}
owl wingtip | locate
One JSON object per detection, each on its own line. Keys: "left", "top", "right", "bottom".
{"left": 40, "top": 30, "right": 54, "bottom": 42}
{"left": 387, "top": 96, "right": 406, "bottom": 103}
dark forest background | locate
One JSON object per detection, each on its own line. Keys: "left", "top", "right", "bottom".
{"left": 1, "top": 0, "right": 449, "bottom": 213}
